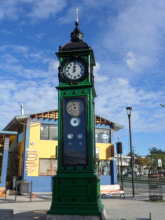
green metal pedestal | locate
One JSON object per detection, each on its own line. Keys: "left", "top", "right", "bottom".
{"left": 47, "top": 173, "right": 104, "bottom": 217}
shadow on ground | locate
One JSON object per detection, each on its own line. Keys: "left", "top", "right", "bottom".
{"left": 136, "top": 219, "right": 150, "bottom": 220}
{"left": 13, "top": 210, "right": 48, "bottom": 220}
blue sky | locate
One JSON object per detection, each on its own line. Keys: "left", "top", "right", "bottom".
{"left": 0, "top": 0, "right": 165, "bottom": 156}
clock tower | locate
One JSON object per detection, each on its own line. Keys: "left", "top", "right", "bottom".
{"left": 47, "top": 10, "right": 105, "bottom": 220}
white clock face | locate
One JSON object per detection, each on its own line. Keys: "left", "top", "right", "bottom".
{"left": 64, "top": 60, "right": 85, "bottom": 80}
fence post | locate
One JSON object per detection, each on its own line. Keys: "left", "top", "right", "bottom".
{"left": 15, "top": 180, "right": 17, "bottom": 202}
{"left": 30, "top": 181, "right": 33, "bottom": 202}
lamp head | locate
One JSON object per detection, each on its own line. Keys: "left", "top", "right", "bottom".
{"left": 126, "top": 107, "right": 132, "bottom": 116}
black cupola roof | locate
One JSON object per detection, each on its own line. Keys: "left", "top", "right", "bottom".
{"left": 71, "top": 21, "right": 83, "bottom": 42}
{"left": 59, "top": 20, "right": 90, "bottom": 51}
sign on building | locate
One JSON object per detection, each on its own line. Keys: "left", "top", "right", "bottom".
{"left": 158, "top": 159, "right": 162, "bottom": 167}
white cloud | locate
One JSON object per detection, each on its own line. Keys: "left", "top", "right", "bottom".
{"left": 117, "top": 78, "right": 128, "bottom": 86}
{"left": 125, "top": 51, "right": 155, "bottom": 73}
{"left": 125, "top": 52, "right": 138, "bottom": 72}
{"left": 94, "top": 72, "right": 165, "bottom": 133}
{"left": 88, "top": 1, "right": 165, "bottom": 137}
{"left": 58, "top": 0, "right": 111, "bottom": 25}
{"left": 100, "top": 0, "right": 165, "bottom": 74}
{"left": 27, "top": 0, "right": 66, "bottom": 21}
{"left": 0, "top": 0, "right": 66, "bottom": 22}
{"left": 24, "top": 52, "right": 44, "bottom": 60}
{"left": 0, "top": 45, "right": 59, "bottom": 129}
{"left": 0, "top": 45, "right": 59, "bottom": 79}
{"left": 48, "top": 60, "right": 59, "bottom": 74}
{"left": 1, "top": 54, "right": 19, "bottom": 64}
{"left": 94, "top": 62, "right": 109, "bottom": 83}
{"left": 34, "top": 33, "right": 45, "bottom": 40}
{"left": 0, "top": 77, "right": 58, "bottom": 129}
{"left": 0, "top": 0, "right": 20, "bottom": 20}
{"left": 0, "top": 45, "right": 29, "bottom": 53}
{"left": 1, "top": 29, "right": 16, "bottom": 35}
{"left": 94, "top": 62, "right": 100, "bottom": 73}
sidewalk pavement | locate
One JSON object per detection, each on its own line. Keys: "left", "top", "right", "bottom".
{"left": 0, "top": 192, "right": 164, "bottom": 220}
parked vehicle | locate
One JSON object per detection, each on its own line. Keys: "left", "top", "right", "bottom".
{"left": 123, "top": 172, "right": 132, "bottom": 178}
{"left": 160, "top": 171, "right": 165, "bottom": 177}
{"left": 134, "top": 171, "right": 140, "bottom": 177}
{"left": 140, "top": 172, "right": 144, "bottom": 176}
{"left": 123, "top": 171, "right": 140, "bottom": 177}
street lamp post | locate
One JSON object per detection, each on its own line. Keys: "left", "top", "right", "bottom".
{"left": 126, "top": 107, "right": 135, "bottom": 197}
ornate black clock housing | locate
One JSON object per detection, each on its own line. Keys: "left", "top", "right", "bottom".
{"left": 59, "top": 55, "right": 88, "bottom": 84}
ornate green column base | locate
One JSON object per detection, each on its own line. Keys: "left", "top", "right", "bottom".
{"left": 47, "top": 174, "right": 104, "bottom": 216}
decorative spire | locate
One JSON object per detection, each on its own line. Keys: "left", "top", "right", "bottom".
{"left": 75, "top": 7, "right": 79, "bottom": 29}
{"left": 70, "top": 7, "right": 84, "bottom": 42}
{"left": 76, "top": 7, "right": 78, "bottom": 22}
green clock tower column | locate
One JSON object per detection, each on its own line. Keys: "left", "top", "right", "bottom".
{"left": 47, "top": 15, "right": 106, "bottom": 220}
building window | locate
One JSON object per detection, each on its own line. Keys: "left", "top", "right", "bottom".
{"left": 18, "top": 126, "right": 23, "bottom": 143}
{"left": 40, "top": 124, "right": 58, "bottom": 140}
{"left": 96, "top": 160, "right": 111, "bottom": 176}
{"left": 95, "top": 128, "right": 110, "bottom": 143}
{"left": 39, "top": 159, "right": 57, "bottom": 176}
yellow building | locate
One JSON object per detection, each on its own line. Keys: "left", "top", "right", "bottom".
{"left": 1, "top": 110, "right": 123, "bottom": 192}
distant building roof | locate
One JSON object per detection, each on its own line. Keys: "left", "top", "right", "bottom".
{"left": 95, "top": 115, "right": 124, "bottom": 131}
{"left": 3, "top": 109, "right": 124, "bottom": 132}
{"left": 0, "top": 131, "right": 18, "bottom": 138}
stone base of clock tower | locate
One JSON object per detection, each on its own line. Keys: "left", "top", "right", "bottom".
{"left": 47, "top": 209, "right": 108, "bottom": 220}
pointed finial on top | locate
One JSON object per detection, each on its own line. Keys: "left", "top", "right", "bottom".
{"left": 70, "top": 7, "right": 83, "bottom": 42}
{"left": 118, "top": 136, "right": 120, "bottom": 142}
{"left": 76, "top": 7, "right": 78, "bottom": 22}
{"left": 75, "top": 7, "right": 79, "bottom": 28}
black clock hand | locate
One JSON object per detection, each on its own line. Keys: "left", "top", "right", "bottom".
{"left": 73, "top": 65, "right": 76, "bottom": 73}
